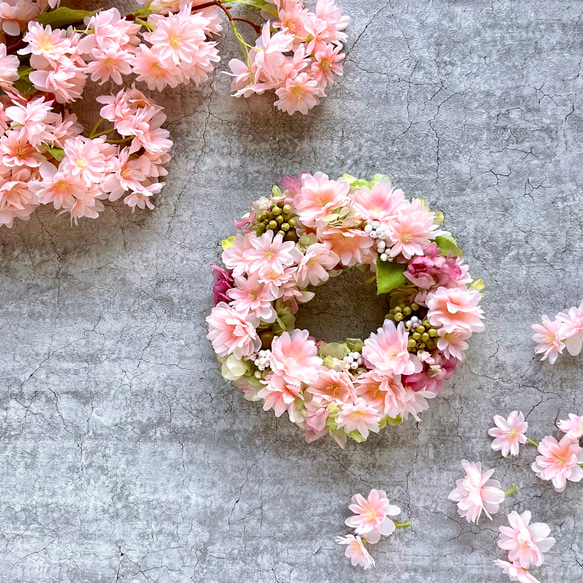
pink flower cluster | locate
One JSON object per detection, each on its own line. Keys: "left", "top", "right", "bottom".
{"left": 206, "top": 173, "right": 484, "bottom": 446}
{"left": 336, "top": 489, "right": 405, "bottom": 570}
{"left": 532, "top": 300, "right": 583, "bottom": 364}
{"left": 489, "top": 410, "right": 583, "bottom": 493}
{"left": 229, "top": 0, "right": 349, "bottom": 114}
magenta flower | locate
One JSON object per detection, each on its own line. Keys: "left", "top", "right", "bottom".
{"left": 531, "top": 434, "right": 583, "bottom": 492}
{"left": 345, "top": 489, "right": 401, "bottom": 543}
{"left": 488, "top": 411, "right": 528, "bottom": 457}
{"left": 498, "top": 511, "right": 555, "bottom": 569}
{"left": 557, "top": 413, "right": 583, "bottom": 440}
{"left": 210, "top": 264, "right": 233, "bottom": 305}
{"left": 448, "top": 460, "right": 505, "bottom": 523}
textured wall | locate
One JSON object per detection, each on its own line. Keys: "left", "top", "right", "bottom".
{"left": 1, "top": 1, "right": 583, "bottom": 581}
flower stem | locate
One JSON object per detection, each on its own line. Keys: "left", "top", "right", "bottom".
{"left": 89, "top": 117, "right": 105, "bottom": 139}
{"left": 504, "top": 485, "right": 518, "bottom": 496}
{"left": 394, "top": 521, "right": 411, "bottom": 527}
{"left": 526, "top": 437, "right": 539, "bottom": 448}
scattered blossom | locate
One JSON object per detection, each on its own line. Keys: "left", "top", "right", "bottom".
{"left": 489, "top": 411, "right": 528, "bottom": 457}
{"left": 495, "top": 560, "right": 541, "bottom": 583}
{"left": 531, "top": 434, "right": 583, "bottom": 492}
{"left": 336, "top": 534, "right": 375, "bottom": 569}
{"left": 557, "top": 413, "right": 583, "bottom": 440}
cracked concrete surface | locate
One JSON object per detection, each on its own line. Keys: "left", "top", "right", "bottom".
{"left": 1, "top": 1, "right": 583, "bottom": 581}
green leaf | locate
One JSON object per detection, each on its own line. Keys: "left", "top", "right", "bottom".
{"left": 319, "top": 342, "right": 349, "bottom": 360}
{"left": 376, "top": 258, "right": 407, "bottom": 295}
{"left": 43, "top": 144, "right": 65, "bottom": 161}
{"left": 470, "top": 278, "right": 484, "bottom": 291}
{"left": 37, "top": 7, "right": 98, "bottom": 28}
{"left": 221, "top": 236, "right": 235, "bottom": 250}
{"left": 346, "top": 338, "right": 364, "bottom": 352}
{"left": 435, "top": 232, "right": 463, "bottom": 256}
{"left": 12, "top": 78, "right": 37, "bottom": 96}
{"left": 348, "top": 430, "right": 367, "bottom": 443}
{"left": 17, "top": 65, "right": 34, "bottom": 80}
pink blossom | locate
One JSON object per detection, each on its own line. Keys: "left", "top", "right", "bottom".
{"left": 0, "top": 0, "right": 39, "bottom": 36}
{"left": 498, "top": 511, "right": 555, "bottom": 569}
{"left": 362, "top": 320, "right": 421, "bottom": 376}
{"left": 557, "top": 300, "right": 583, "bottom": 356}
{"left": 101, "top": 148, "right": 146, "bottom": 201}
{"left": 318, "top": 225, "right": 374, "bottom": 267}
{"left": 30, "top": 162, "right": 87, "bottom": 211}
{"left": 354, "top": 370, "right": 407, "bottom": 418}
{"left": 227, "top": 275, "right": 278, "bottom": 323}
{"left": 306, "top": 369, "right": 355, "bottom": 404}
{"left": 222, "top": 233, "right": 255, "bottom": 276}
{"left": 274, "top": 72, "right": 325, "bottom": 115}
{"left": 247, "top": 231, "right": 302, "bottom": 278}
{"left": 448, "top": 460, "right": 505, "bottom": 523}
{"left": 531, "top": 434, "right": 583, "bottom": 492}
{"left": 1, "top": 131, "right": 46, "bottom": 167}
{"left": 311, "top": 42, "right": 344, "bottom": 86}
{"left": 0, "top": 43, "right": 19, "bottom": 89}
{"left": 257, "top": 372, "right": 302, "bottom": 418}
{"left": 29, "top": 61, "right": 87, "bottom": 103}
{"left": 404, "top": 242, "right": 463, "bottom": 290}
{"left": 436, "top": 327, "right": 471, "bottom": 361}
{"left": 532, "top": 316, "right": 566, "bottom": 364}
{"left": 352, "top": 178, "right": 406, "bottom": 223}
{"left": 21, "top": 22, "right": 75, "bottom": 61}
{"left": 402, "top": 351, "right": 458, "bottom": 393}
{"left": 557, "top": 413, "right": 583, "bottom": 440}
{"left": 0, "top": 169, "right": 38, "bottom": 227}
{"left": 86, "top": 46, "right": 134, "bottom": 85}
{"left": 206, "top": 302, "right": 261, "bottom": 359}
{"left": 5, "top": 96, "right": 55, "bottom": 147}
{"left": 427, "top": 287, "right": 485, "bottom": 334}
{"left": 294, "top": 172, "right": 350, "bottom": 227}
{"left": 336, "top": 398, "right": 382, "bottom": 439}
{"left": 494, "top": 560, "right": 540, "bottom": 583}
{"left": 210, "top": 264, "right": 233, "bottom": 305}
{"left": 294, "top": 243, "right": 339, "bottom": 287}
{"left": 388, "top": 198, "right": 437, "bottom": 259}
{"left": 345, "top": 489, "right": 401, "bottom": 543}
{"left": 269, "top": 329, "right": 322, "bottom": 386}
{"left": 133, "top": 44, "right": 183, "bottom": 90}
{"left": 336, "top": 534, "right": 375, "bottom": 569}
{"left": 61, "top": 136, "right": 116, "bottom": 187}
{"left": 488, "top": 411, "right": 528, "bottom": 457}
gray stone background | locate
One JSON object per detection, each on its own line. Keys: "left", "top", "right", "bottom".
{"left": 1, "top": 0, "right": 583, "bottom": 581}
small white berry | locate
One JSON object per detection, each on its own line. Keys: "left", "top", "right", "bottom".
{"left": 350, "top": 362, "right": 359, "bottom": 370}
{"left": 380, "top": 253, "right": 388, "bottom": 262}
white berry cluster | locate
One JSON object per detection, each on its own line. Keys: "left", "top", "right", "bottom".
{"left": 364, "top": 219, "right": 390, "bottom": 261}
{"left": 343, "top": 352, "right": 363, "bottom": 371}
{"left": 254, "top": 350, "right": 271, "bottom": 371}
{"left": 405, "top": 315, "right": 421, "bottom": 330}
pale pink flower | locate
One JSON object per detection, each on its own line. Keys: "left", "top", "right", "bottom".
{"left": 5, "top": 96, "right": 54, "bottom": 147}
{"left": 427, "top": 287, "right": 485, "bottom": 334}
{"left": 62, "top": 136, "right": 116, "bottom": 187}
{"left": 557, "top": 300, "right": 583, "bottom": 356}
{"left": 294, "top": 243, "right": 339, "bottom": 287}
{"left": 532, "top": 316, "right": 567, "bottom": 364}
{"left": 388, "top": 198, "right": 437, "bottom": 259}
{"left": 206, "top": 302, "right": 261, "bottom": 359}
{"left": 274, "top": 72, "right": 325, "bottom": 115}
{"left": 318, "top": 225, "right": 374, "bottom": 267}
{"left": 498, "top": 511, "right": 555, "bottom": 569}
{"left": 102, "top": 148, "right": 146, "bottom": 201}
{"left": 488, "top": 411, "right": 528, "bottom": 457}
{"left": 306, "top": 369, "right": 355, "bottom": 404}
{"left": 345, "top": 489, "right": 400, "bottom": 543}
{"left": 531, "top": 434, "right": 583, "bottom": 492}
{"left": 29, "top": 61, "right": 87, "bottom": 103}
{"left": 0, "top": 0, "right": 39, "bottom": 36}
{"left": 269, "top": 329, "right": 322, "bottom": 386}
{"left": 311, "top": 43, "right": 344, "bottom": 86}
{"left": 0, "top": 131, "right": 46, "bottom": 167}
{"left": 117, "top": 107, "right": 172, "bottom": 157}
{"left": 46, "top": 112, "right": 83, "bottom": 148}
{"left": 362, "top": 320, "right": 421, "bottom": 376}
{"left": 336, "top": 398, "right": 382, "bottom": 439}
{"left": 336, "top": 534, "right": 375, "bottom": 569}
{"left": 123, "top": 181, "right": 163, "bottom": 211}
{"left": 21, "top": 22, "right": 72, "bottom": 61}
{"left": 222, "top": 233, "right": 259, "bottom": 276}
{"left": 253, "top": 23, "right": 294, "bottom": 81}
{"left": 227, "top": 275, "right": 278, "bottom": 323}
{"left": 352, "top": 178, "right": 406, "bottom": 223}
{"left": 86, "top": 47, "right": 134, "bottom": 85}
{"left": 247, "top": 231, "right": 302, "bottom": 278}
{"left": 80, "top": 8, "right": 140, "bottom": 54}
{"left": 315, "top": 0, "right": 350, "bottom": 40}
{"left": 494, "top": 560, "right": 540, "bottom": 583}
{"left": 557, "top": 413, "right": 583, "bottom": 440}
{"left": 0, "top": 169, "right": 38, "bottom": 227}
{"left": 354, "top": 370, "right": 407, "bottom": 419}
{"left": 0, "top": 43, "right": 19, "bottom": 89}
{"left": 295, "top": 172, "right": 350, "bottom": 227}
{"left": 30, "top": 162, "right": 87, "bottom": 210}
{"left": 436, "top": 327, "right": 471, "bottom": 361}
{"left": 132, "top": 44, "right": 183, "bottom": 91}
{"left": 448, "top": 460, "right": 505, "bottom": 523}
{"left": 257, "top": 372, "right": 302, "bottom": 418}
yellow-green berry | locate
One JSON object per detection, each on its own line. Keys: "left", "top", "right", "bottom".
{"left": 283, "top": 204, "right": 291, "bottom": 214}
{"left": 411, "top": 302, "right": 419, "bottom": 311}
{"left": 394, "top": 312, "right": 404, "bottom": 321}
{"left": 403, "top": 306, "right": 412, "bottom": 316}
{"left": 268, "top": 220, "right": 277, "bottom": 230}
{"left": 421, "top": 333, "right": 430, "bottom": 342}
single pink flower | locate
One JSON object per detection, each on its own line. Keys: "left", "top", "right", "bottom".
{"left": 345, "top": 489, "right": 401, "bottom": 543}
{"left": 388, "top": 198, "right": 437, "bottom": 259}
{"left": 5, "top": 96, "right": 55, "bottom": 147}
{"left": 227, "top": 275, "right": 278, "bottom": 323}
{"left": 362, "top": 320, "right": 421, "bottom": 376}
{"left": 352, "top": 178, "right": 406, "bottom": 224}
{"left": 427, "top": 287, "right": 485, "bottom": 333}
{"left": 294, "top": 172, "right": 350, "bottom": 228}
{"left": 494, "top": 560, "right": 540, "bottom": 583}
{"left": 20, "top": 22, "right": 72, "bottom": 61}
{"left": 336, "top": 398, "right": 382, "bottom": 439}
{"left": 311, "top": 42, "right": 344, "bottom": 86}
{"left": 132, "top": 44, "right": 183, "bottom": 91}
{"left": 274, "top": 71, "right": 325, "bottom": 115}
{"left": 257, "top": 372, "right": 302, "bottom": 418}
{"left": 206, "top": 302, "right": 261, "bottom": 359}
{"left": 317, "top": 225, "right": 375, "bottom": 267}
{"left": 61, "top": 136, "right": 116, "bottom": 187}
{"left": 557, "top": 413, "right": 583, "bottom": 440}
{"left": 336, "top": 534, "right": 375, "bottom": 569}
{"left": 222, "top": 233, "right": 255, "bottom": 276}
{"left": 532, "top": 316, "right": 566, "bottom": 364}
{"left": 436, "top": 327, "right": 471, "bottom": 361}
{"left": 354, "top": 370, "right": 406, "bottom": 418}
{"left": 306, "top": 369, "right": 355, "bottom": 404}
{"left": 531, "top": 434, "right": 583, "bottom": 492}
{"left": 557, "top": 300, "right": 583, "bottom": 356}
{"left": 0, "top": 43, "right": 19, "bottom": 89}
{"left": 498, "top": 511, "right": 555, "bottom": 569}
{"left": 488, "top": 411, "right": 528, "bottom": 457}
{"left": 448, "top": 460, "right": 505, "bottom": 523}
{"left": 0, "top": 131, "right": 47, "bottom": 167}
{"left": 294, "top": 243, "right": 339, "bottom": 287}
{"left": 247, "top": 231, "right": 302, "bottom": 278}
{"left": 269, "top": 329, "right": 322, "bottom": 386}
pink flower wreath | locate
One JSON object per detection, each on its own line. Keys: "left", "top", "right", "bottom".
{"left": 207, "top": 172, "right": 485, "bottom": 447}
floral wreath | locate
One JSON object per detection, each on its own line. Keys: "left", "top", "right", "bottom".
{"left": 207, "top": 172, "right": 485, "bottom": 447}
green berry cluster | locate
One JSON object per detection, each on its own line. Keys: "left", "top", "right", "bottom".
{"left": 255, "top": 200, "right": 298, "bottom": 242}
{"left": 387, "top": 302, "right": 439, "bottom": 353}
